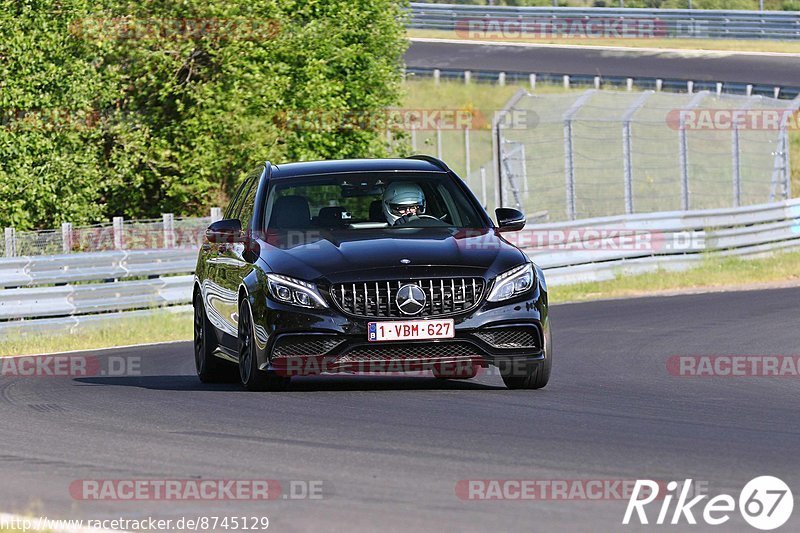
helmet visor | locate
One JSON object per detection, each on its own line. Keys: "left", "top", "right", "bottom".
{"left": 389, "top": 202, "right": 424, "bottom": 216}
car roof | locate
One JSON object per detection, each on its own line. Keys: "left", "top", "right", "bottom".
{"left": 269, "top": 158, "right": 447, "bottom": 179}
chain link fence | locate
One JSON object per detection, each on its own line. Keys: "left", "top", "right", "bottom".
{"left": 496, "top": 89, "right": 800, "bottom": 222}
{"left": 2, "top": 211, "right": 220, "bottom": 257}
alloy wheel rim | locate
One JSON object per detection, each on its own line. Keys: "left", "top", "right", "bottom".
{"left": 239, "top": 307, "right": 252, "bottom": 382}
{"left": 193, "top": 302, "right": 204, "bottom": 371}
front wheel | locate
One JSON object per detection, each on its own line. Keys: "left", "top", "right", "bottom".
{"left": 500, "top": 323, "right": 552, "bottom": 390}
{"left": 238, "top": 298, "right": 289, "bottom": 392}
{"left": 194, "top": 294, "right": 237, "bottom": 383}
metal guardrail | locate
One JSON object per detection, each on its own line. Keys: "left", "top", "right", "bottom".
{"left": 0, "top": 249, "right": 197, "bottom": 288}
{"left": 408, "top": 3, "right": 800, "bottom": 40}
{"left": 522, "top": 197, "right": 800, "bottom": 285}
{"left": 1, "top": 198, "right": 799, "bottom": 335}
{"left": 405, "top": 67, "right": 800, "bottom": 101}
{"left": 0, "top": 248, "right": 196, "bottom": 336}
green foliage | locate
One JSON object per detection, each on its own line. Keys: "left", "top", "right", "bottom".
{"left": 0, "top": 0, "right": 408, "bottom": 229}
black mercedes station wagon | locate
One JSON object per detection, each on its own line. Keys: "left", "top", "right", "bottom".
{"left": 193, "top": 156, "right": 551, "bottom": 391}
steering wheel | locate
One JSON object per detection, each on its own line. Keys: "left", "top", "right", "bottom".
{"left": 394, "top": 214, "right": 449, "bottom": 227}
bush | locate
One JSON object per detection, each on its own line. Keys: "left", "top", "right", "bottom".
{"left": 0, "top": 0, "right": 408, "bottom": 229}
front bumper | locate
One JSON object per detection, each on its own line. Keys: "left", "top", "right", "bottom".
{"left": 253, "top": 288, "right": 548, "bottom": 376}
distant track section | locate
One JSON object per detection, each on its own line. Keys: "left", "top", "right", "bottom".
{"left": 405, "top": 39, "right": 800, "bottom": 89}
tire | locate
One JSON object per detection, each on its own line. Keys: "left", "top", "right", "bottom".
{"left": 194, "top": 294, "right": 237, "bottom": 383}
{"left": 238, "top": 298, "right": 289, "bottom": 392}
{"left": 500, "top": 322, "right": 552, "bottom": 390}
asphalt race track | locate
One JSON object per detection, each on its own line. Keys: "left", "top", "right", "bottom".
{"left": 405, "top": 39, "right": 800, "bottom": 87}
{"left": 2, "top": 286, "right": 799, "bottom": 531}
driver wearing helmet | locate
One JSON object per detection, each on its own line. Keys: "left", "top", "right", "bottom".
{"left": 382, "top": 182, "right": 426, "bottom": 225}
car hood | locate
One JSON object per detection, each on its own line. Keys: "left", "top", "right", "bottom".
{"left": 259, "top": 228, "right": 527, "bottom": 283}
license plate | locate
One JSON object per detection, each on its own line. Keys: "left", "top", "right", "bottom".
{"left": 368, "top": 319, "right": 455, "bottom": 342}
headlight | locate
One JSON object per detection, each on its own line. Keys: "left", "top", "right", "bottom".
{"left": 266, "top": 274, "right": 328, "bottom": 309}
{"left": 487, "top": 263, "right": 534, "bottom": 302}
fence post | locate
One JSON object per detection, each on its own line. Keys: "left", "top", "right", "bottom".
{"left": 113, "top": 216, "right": 124, "bottom": 250}
{"left": 4, "top": 227, "right": 16, "bottom": 257}
{"left": 679, "top": 91, "right": 710, "bottom": 211}
{"left": 464, "top": 127, "right": 471, "bottom": 179}
{"left": 784, "top": 129, "right": 792, "bottom": 199}
{"left": 464, "top": 70, "right": 471, "bottom": 84}
{"left": 621, "top": 92, "right": 653, "bottom": 215}
{"left": 61, "top": 222, "right": 73, "bottom": 254}
{"left": 493, "top": 89, "right": 529, "bottom": 211}
{"left": 433, "top": 69, "right": 440, "bottom": 84}
{"left": 529, "top": 73, "right": 537, "bottom": 91}
{"left": 210, "top": 207, "right": 222, "bottom": 222}
{"left": 563, "top": 75, "right": 570, "bottom": 90}
{"left": 436, "top": 125, "right": 443, "bottom": 160}
{"left": 562, "top": 90, "right": 596, "bottom": 221}
{"left": 163, "top": 213, "right": 175, "bottom": 249}
{"left": 411, "top": 124, "right": 418, "bottom": 152}
{"left": 498, "top": 72, "right": 506, "bottom": 86}
{"left": 732, "top": 122, "right": 742, "bottom": 208}
{"left": 731, "top": 99, "right": 757, "bottom": 208}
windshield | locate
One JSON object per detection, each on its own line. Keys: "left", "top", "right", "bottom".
{"left": 263, "top": 172, "right": 487, "bottom": 230}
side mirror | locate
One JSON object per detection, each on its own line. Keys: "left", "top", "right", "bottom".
{"left": 495, "top": 208, "right": 526, "bottom": 232}
{"left": 206, "top": 219, "right": 244, "bottom": 243}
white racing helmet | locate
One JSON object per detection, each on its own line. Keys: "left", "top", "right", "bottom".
{"left": 382, "top": 182, "right": 426, "bottom": 224}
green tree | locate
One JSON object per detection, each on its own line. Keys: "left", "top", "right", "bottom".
{"left": 0, "top": 0, "right": 408, "bottom": 229}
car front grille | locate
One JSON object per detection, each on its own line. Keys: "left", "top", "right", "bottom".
{"left": 330, "top": 278, "right": 485, "bottom": 318}
{"left": 272, "top": 335, "right": 346, "bottom": 358}
{"left": 473, "top": 327, "right": 541, "bottom": 350}
{"left": 336, "top": 342, "right": 479, "bottom": 364}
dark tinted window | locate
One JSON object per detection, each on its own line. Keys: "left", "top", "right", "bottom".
{"left": 264, "top": 172, "right": 486, "bottom": 230}
{"left": 224, "top": 178, "right": 250, "bottom": 219}
{"left": 228, "top": 174, "right": 257, "bottom": 220}
{"left": 238, "top": 169, "right": 263, "bottom": 230}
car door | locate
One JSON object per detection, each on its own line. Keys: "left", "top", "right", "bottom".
{"left": 205, "top": 175, "right": 253, "bottom": 342}
{"left": 216, "top": 169, "right": 261, "bottom": 348}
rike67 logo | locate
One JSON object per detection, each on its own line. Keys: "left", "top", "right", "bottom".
{"left": 623, "top": 477, "right": 794, "bottom": 530}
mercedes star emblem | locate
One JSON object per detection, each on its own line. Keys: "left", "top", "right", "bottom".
{"left": 396, "top": 284, "right": 426, "bottom": 315}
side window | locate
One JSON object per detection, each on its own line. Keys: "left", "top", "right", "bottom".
{"left": 224, "top": 178, "right": 249, "bottom": 219}
{"left": 229, "top": 175, "right": 257, "bottom": 221}
{"left": 238, "top": 170, "right": 262, "bottom": 230}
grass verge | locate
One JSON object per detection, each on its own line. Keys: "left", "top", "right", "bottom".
{"left": 409, "top": 30, "right": 800, "bottom": 54}
{"left": 0, "top": 309, "right": 192, "bottom": 357}
{"left": 550, "top": 250, "right": 800, "bottom": 304}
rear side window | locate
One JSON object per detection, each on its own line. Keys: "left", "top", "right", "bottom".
{"left": 238, "top": 171, "right": 262, "bottom": 230}
{"left": 224, "top": 178, "right": 250, "bottom": 219}
{"left": 227, "top": 173, "right": 259, "bottom": 221}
